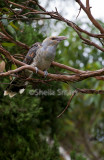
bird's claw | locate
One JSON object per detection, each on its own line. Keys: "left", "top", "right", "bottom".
{"left": 44, "top": 70, "right": 48, "bottom": 78}
{"left": 35, "top": 67, "right": 38, "bottom": 74}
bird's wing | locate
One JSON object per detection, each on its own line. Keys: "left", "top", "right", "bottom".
{"left": 4, "top": 42, "right": 42, "bottom": 97}
{"left": 23, "top": 42, "right": 41, "bottom": 65}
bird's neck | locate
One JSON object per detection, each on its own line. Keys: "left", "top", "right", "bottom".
{"left": 44, "top": 45, "right": 57, "bottom": 61}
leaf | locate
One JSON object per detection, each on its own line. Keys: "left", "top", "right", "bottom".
{"left": 7, "top": 25, "right": 16, "bottom": 35}
{"left": 9, "top": 22, "right": 19, "bottom": 30}
{"left": 2, "top": 7, "right": 9, "bottom": 12}
{"left": 1, "top": 42, "right": 16, "bottom": 47}
{"left": 0, "top": 60, "right": 5, "bottom": 72}
{"left": 1, "top": 14, "right": 8, "bottom": 26}
{"left": 11, "top": 64, "right": 17, "bottom": 70}
{"left": 0, "top": 54, "right": 7, "bottom": 62}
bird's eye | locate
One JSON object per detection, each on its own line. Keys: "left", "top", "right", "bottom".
{"left": 51, "top": 38, "right": 56, "bottom": 40}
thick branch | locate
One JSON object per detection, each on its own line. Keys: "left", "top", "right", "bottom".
{"left": 0, "top": 22, "right": 29, "bottom": 50}
{"left": 76, "top": 0, "right": 104, "bottom": 33}
{"left": 86, "top": 0, "right": 90, "bottom": 11}
{"left": 1, "top": 46, "right": 104, "bottom": 83}
{"left": 52, "top": 61, "right": 85, "bottom": 74}
{"left": 29, "top": 1, "right": 104, "bottom": 52}
{"left": 6, "top": 0, "right": 104, "bottom": 47}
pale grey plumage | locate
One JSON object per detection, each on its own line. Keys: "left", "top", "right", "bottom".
{"left": 4, "top": 36, "right": 67, "bottom": 97}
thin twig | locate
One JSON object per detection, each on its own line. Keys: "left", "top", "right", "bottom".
{"left": 57, "top": 90, "right": 77, "bottom": 118}
{"left": 0, "top": 17, "right": 51, "bottom": 20}
{"left": 76, "top": 88, "right": 104, "bottom": 94}
{"left": 76, "top": 6, "right": 81, "bottom": 19}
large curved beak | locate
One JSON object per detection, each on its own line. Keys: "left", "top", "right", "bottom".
{"left": 56, "top": 36, "right": 67, "bottom": 42}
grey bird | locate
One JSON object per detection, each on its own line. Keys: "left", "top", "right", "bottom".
{"left": 4, "top": 36, "right": 67, "bottom": 98}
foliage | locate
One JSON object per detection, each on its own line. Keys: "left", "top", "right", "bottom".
{"left": 0, "top": 1, "right": 104, "bottom": 160}
{"left": 0, "top": 18, "right": 67, "bottom": 158}
{"left": 57, "top": 25, "right": 104, "bottom": 160}
{"left": 70, "top": 151, "right": 87, "bottom": 160}
{"left": 0, "top": 1, "right": 64, "bottom": 159}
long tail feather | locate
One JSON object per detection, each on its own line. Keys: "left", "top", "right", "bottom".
{"left": 4, "top": 90, "right": 17, "bottom": 98}
{"left": 4, "top": 70, "right": 32, "bottom": 98}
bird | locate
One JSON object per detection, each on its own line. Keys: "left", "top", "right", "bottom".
{"left": 4, "top": 36, "right": 67, "bottom": 98}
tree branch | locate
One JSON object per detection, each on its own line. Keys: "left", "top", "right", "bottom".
{"left": 0, "top": 22, "right": 29, "bottom": 49}
{"left": 76, "top": 0, "right": 104, "bottom": 33}
{"left": 57, "top": 90, "right": 77, "bottom": 118}
{"left": 1, "top": 46, "right": 104, "bottom": 83}
{"left": 28, "top": 0, "right": 104, "bottom": 51}
{"left": 1, "top": 0, "right": 104, "bottom": 102}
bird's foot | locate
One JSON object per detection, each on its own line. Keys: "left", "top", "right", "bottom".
{"left": 44, "top": 70, "right": 48, "bottom": 78}
{"left": 35, "top": 67, "right": 38, "bottom": 74}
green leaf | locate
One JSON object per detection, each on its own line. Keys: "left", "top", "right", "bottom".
{"left": 1, "top": 14, "right": 8, "bottom": 26}
{"left": 1, "top": 42, "right": 16, "bottom": 47}
{"left": 11, "top": 64, "right": 17, "bottom": 70}
{"left": 2, "top": 7, "right": 9, "bottom": 12}
{"left": 7, "top": 25, "right": 16, "bottom": 35}
{"left": 9, "top": 22, "right": 19, "bottom": 30}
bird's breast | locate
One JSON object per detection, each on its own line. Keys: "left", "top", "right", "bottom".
{"left": 32, "top": 46, "right": 56, "bottom": 71}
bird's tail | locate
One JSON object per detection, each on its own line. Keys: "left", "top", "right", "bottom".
{"left": 4, "top": 88, "right": 25, "bottom": 98}
{"left": 4, "top": 76, "right": 27, "bottom": 98}
{"left": 4, "top": 90, "right": 17, "bottom": 98}
{"left": 4, "top": 69, "right": 33, "bottom": 98}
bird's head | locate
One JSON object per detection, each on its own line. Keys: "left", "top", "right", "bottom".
{"left": 42, "top": 36, "right": 67, "bottom": 48}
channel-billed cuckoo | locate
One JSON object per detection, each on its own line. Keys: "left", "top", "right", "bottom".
{"left": 4, "top": 36, "right": 67, "bottom": 97}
